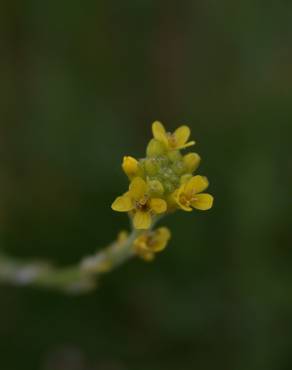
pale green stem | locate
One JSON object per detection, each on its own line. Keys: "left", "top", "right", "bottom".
{"left": 0, "top": 213, "right": 164, "bottom": 294}
{"left": 0, "top": 228, "right": 144, "bottom": 294}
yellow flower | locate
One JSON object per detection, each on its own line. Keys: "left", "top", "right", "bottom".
{"left": 122, "top": 156, "right": 140, "bottom": 178}
{"left": 111, "top": 177, "right": 167, "bottom": 229}
{"left": 152, "top": 121, "right": 195, "bottom": 151}
{"left": 173, "top": 175, "right": 213, "bottom": 211}
{"left": 134, "top": 227, "right": 171, "bottom": 260}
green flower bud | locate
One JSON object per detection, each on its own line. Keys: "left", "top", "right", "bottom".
{"left": 180, "top": 174, "right": 192, "bottom": 184}
{"left": 172, "top": 160, "right": 185, "bottom": 176}
{"left": 163, "top": 181, "right": 175, "bottom": 193}
{"left": 167, "top": 150, "right": 182, "bottom": 162}
{"left": 160, "top": 168, "right": 177, "bottom": 184}
{"left": 146, "top": 139, "right": 166, "bottom": 157}
{"left": 144, "top": 158, "right": 159, "bottom": 176}
{"left": 147, "top": 179, "right": 164, "bottom": 196}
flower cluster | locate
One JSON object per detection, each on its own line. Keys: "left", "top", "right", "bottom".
{"left": 111, "top": 121, "right": 214, "bottom": 260}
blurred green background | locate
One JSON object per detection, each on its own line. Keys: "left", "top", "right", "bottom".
{"left": 0, "top": 1, "right": 291, "bottom": 369}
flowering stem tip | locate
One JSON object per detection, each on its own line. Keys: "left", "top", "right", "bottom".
{"left": 0, "top": 121, "right": 213, "bottom": 293}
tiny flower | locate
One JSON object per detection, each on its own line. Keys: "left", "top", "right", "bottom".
{"left": 111, "top": 177, "right": 167, "bottom": 229}
{"left": 173, "top": 175, "right": 213, "bottom": 211}
{"left": 152, "top": 121, "right": 195, "bottom": 151}
{"left": 134, "top": 227, "right": 171, "bottom": 260}
{"left": 122, "top": 156, "right": 140, "bottom": 178}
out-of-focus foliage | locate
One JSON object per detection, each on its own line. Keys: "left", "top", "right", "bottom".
{"left": 0, "top": 1, "right": 291, "bottom": 370}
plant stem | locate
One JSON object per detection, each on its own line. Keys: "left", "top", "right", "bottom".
{"left": 0, "top": 228, "right": 141, "bottom": 294}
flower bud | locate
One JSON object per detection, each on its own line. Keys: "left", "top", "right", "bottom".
{"left": 148, "top": 179, "right": 164, "bottom": 196}
{"left": 180, "top": 174, "right": 192, "bottom": 184}
{"left": 167, "top": 150, "right": 182, "bottom": 162}
{"left": 163, "top": 181, "right": 175, "bottom": 193}
{"left": 144, "top": 158, "right": 159, "bottom": 176}
{"left": 146, "top": 139, "right": 166, "bottom": 157}
{"left": 183, "top": 153, "right": 201, "bottom": 173}
{"left": 122, "top": 156, "right": 140, "bottom": 178}
{"left": 172, "top": 161, "right": 185, "bottom": 176}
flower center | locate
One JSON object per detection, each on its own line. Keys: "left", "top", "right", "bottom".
{"left": 136, "top": 195, "right": 149, "bottom": 211}
{"left": 179, "top": 193, "right": 191, "bottom": 207}
{"left": 147, "top": 235, "right": 156, "bottom": 247}
{"left": 167, "top": 132, "right": 177, "bottom": 148}
{"left": 179, "top": 191, "right": 198, "bottom": 207}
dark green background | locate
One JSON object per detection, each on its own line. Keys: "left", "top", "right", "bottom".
{"left": 0, "top": 1, "right": 291, "bottom": 369}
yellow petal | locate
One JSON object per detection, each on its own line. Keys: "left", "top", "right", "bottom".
{"left": 153, "top": 227, "right": 171, "bottom": 251}
{"left": 173, "top": 125, "right": 191, "bottom": 146}
{"left": 149, "top": 198, "right": 167, "bottom": 214}
{"left": 152, "top": 121, "right": 168, "bottom": 145}
{"left": 133, "top": 211, "right": 152, "bottom": 229}
{"left": 129, "top": 177, "right": 147, "bottom": 201}
{"left": 111, "top": 193, "right": 133, "bottom": 212}
{"left": 157, "top": 227, "right": 171, "bottom": 241}
{"left": 185, "top": 175, "right": 209, "bottom": 195}
{"left": 191, "top": 193, "right": 214, "bottom": 210}
{"left": 151, "top": 240, "right": 167, "bottom": 252}
{"left": 122, "top": 156, "right": 139, "bottom": 177}
{"left": 134, "top": 235, "right": 148, "bottom": 250}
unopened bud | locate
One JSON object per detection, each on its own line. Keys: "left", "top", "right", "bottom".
{"left": 148, "top": 179, "right": 164, "bottom": 196}
{"left": 144, "top": 158, "right": 159, "bottom": 176}
{"left": 122, "top": 156, "right": 139, "bottom": 178}
{"left": 180, "top": 174, "right": 192, "bottom": 184}
{"left": 146, "top": 139, "right": 166, "bottom": 157}
{"left": 167, "top": 150, "right": 182, "bottom": 162}
{"left": 183, "top": 153, "right": 201, "bottom": 173}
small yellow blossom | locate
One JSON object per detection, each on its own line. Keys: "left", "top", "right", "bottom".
{"left": 122, "top": 156, "right": 140, "bottom": 178}
{"left": 111, "top": 177, "right": 167, "bottom": 229}
{"left": 134, "top": 227, "right": 171, "bottom": 260}
{"left": 152, "top": 121, "right": 195, "bottom": 151}
{"left": 173, "top": 175, "right": 213, "bottom": 211}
